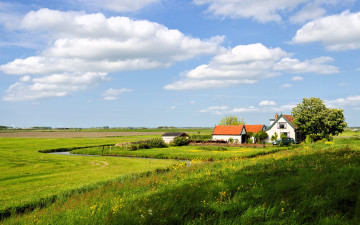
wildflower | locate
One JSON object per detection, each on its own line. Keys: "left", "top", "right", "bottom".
{"left": 148, "top": 209, "right": 153, "bottom": 215}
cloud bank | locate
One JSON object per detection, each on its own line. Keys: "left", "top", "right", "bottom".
{"left": 165, "top": 43, "right": 338, "bottom": 90}
{"left": 1, "top": 8, "right": 222, "bottom": 101}
{"left": 292, "top": 11, "right": 360, "bottom": 51}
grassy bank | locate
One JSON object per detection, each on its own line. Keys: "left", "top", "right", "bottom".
{"left": 0, "top": 137, "right": 178, "bottom": 218}
{"left": 4, "top": 138, "right": 360, "bottom": 224}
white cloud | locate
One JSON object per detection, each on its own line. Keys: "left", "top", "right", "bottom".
{"left": 0, "top": 2, "right": 24, "bottom": 28}
{"left": 1, "top": 9, "right": 223, "bottom": 100}
{"left": 259, "top": 100, "right": 276, "bottom": 106}
{"left": 274, "top": 57, "right": 338, "bottom": 74}
{"left": 165, "top": 43, "right": 337, "bottom": 90}
{"left": 289, "top": 3, "right": 326, "bottom": 24}
{"left": 292, "top": 76, "right": 304, "bottom": 81}
{"left": 3, "top": 72, "right": 107, "bottom": 101}
{"left": 281, "top": 84, "right": 292, "bottom": 89}
{"left": 199, "top": 105, "right": 259, "bottom": 115}
{"left": 292, "top": 10, "right": 360, "bottom": 51}
{"left": 164, "top": 79, "right": 256, "bottom": 90}
{"left": 231, "top": 106, "right": 259, "bottom": 113}
{"left": 193, "top": 0, "right": 306, "bottom": 23}
{"left": 1, "top": 9, "right": 222, "bottom": 75}
{"left": 190, "top": 100, "right": 195, "bottom": 104}
{"left": 326, "top": 95, "right": 360, "bottom": 108}
{"left": 338, "top": 82, "right": 347, "bottom": 86}
{"left": 102, "top": 88, "right": 133, "bottom": 101}
{"left": 77, "top": 0, "right": 160, "bottom": 12}
{"left": 199, "top": 103, "right": 297, "bottom": 115}
{"left": 199, "top": 106, "right": 229, "bottom": 115}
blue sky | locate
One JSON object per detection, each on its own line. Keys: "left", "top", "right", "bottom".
{"left": 1, "top": 0, "right": 360, "bottom": 128}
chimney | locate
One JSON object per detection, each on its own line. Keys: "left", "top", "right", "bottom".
{"left": 275, "top": 113, "right": 278, "bottom": 120}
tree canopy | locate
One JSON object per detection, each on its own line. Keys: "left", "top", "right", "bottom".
{"left": 218, "top": 115, "right": 245, "bottom": 125}
{"left": 292, "top": 97, "right": 347, "bottom": 139}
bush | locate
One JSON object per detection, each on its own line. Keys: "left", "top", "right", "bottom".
{"left": 149, "top": 138, "right": 167, "bottom": 148}
{"left": 246, "top": 132, "right": 254, "bottom": 139}
{"left": 271, "top": 132, "right": 278, "bottom": 142}
{"left": 309, "top": 134, "right": 322, "bottom": 142}
{"left": 305, "top": 135, "right": 313, "bottom": 144}
{"left": 129, "top": 145, "right": 138, "bottom": 151}
{"left": 189, "top": 134, "right": 212, "bottom": 141}
{"left": 228, "top": 138, "right": 234, "bottom": 143}
{"left": 138, "top": 142, "right": 151, "bottom": 149}
{"left": 172, "top": 137, "right": 189, "bottom": 146}
{"left": 254, "top": 131, "right": 268, "bottom": 143}
{"left": 280, "top": 133, "right": 288, "bottom": 140}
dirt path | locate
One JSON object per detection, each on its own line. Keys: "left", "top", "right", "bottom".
{"left": 0, "top": 131, "right": 164, "bottom": 138}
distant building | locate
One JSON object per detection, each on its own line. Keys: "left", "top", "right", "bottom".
{"left": 162, "top": 132, "right": 189, "bottom": 144}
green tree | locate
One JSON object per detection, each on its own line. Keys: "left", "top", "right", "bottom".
{"left": 280, "top": 133, "right": 288, "bottom": 140}
{"left": 218, "top": 115, "right": 245, "bottom": 125}
{"left": 271, "top": 132, "right": 278, "bottom": 142}
{"left": 254, "top": 130, "right": 268, "bottom": 143}
{"left": 292, "top": 97, "right": 347, "bottom": 140}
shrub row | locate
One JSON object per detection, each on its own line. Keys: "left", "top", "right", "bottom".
{"left": 128, "top": 138, "right": 167, "bottom": 150}
{"left": 128, "top": 137, "right": 190, "bottom": 150}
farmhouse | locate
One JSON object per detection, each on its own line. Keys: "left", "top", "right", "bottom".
{"left": 212, "top": 125, "right": 246, "bottom": 143}
{"left": 265, "top": 113, "right": 302, "bottom": 143}
{"left": 161, "top": 132, "right": 189, "bottom": 144}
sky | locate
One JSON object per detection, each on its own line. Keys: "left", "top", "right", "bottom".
{"left": 0, "top": 0, "right": 360, "bottom": 128}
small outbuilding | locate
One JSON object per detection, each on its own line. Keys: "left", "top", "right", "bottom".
{"left": 162, "top": 132, "right": 189, "bottom": 144}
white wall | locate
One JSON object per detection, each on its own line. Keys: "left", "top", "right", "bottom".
{"left": 265, "top": 117, "right": 296, "bottom": 143}
{"left": 162, "top": 136, "right": 175, "bottom": 144}
{"left": 212, "top": 135, "right": 242, "bottom": 142}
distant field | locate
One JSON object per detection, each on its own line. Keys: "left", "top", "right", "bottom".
{"left": 0, "top": 131, "right": 164, "bottom": 138}
{"left": 0, "top": 128, "right": 213, "bottom": 138}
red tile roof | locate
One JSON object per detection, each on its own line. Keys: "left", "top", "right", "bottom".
{"left": 283, "top": 115, "right": 297, "bottom": 128}
{"left": 212, "top": 125, "right": 244, "bottom": 135}
{"left": 244, "top": 125, "right": 264, "bottom": 133}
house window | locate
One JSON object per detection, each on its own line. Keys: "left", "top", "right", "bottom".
{"left": 281, "top": 132, "right": 289, "bottom": 138}
{"left": 278, "top": 122, "right": 286, "bottom": 129}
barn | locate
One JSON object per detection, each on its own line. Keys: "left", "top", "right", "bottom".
{"left": 161, "top": 132, "right": 189, "bottom": 144}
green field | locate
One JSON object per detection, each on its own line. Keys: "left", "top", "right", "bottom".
{"left": 0, "top": 136, "right": 178, "bottom": 217}
{"left": 2, "top": 133, "right": 360, "bottom": 224}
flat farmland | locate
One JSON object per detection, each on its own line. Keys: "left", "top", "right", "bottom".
{"left": 0, "top": 131, "right": 164, "bottom": 138}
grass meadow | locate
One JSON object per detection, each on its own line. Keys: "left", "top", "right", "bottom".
{"left": 1, "top": 132, "right": 360, "bottom": 224}
{"left": 0, "top": 136, "right": 178, "bottom": 218}
{"left": 70, "top": 145, "right": 288, "bottom": 161}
